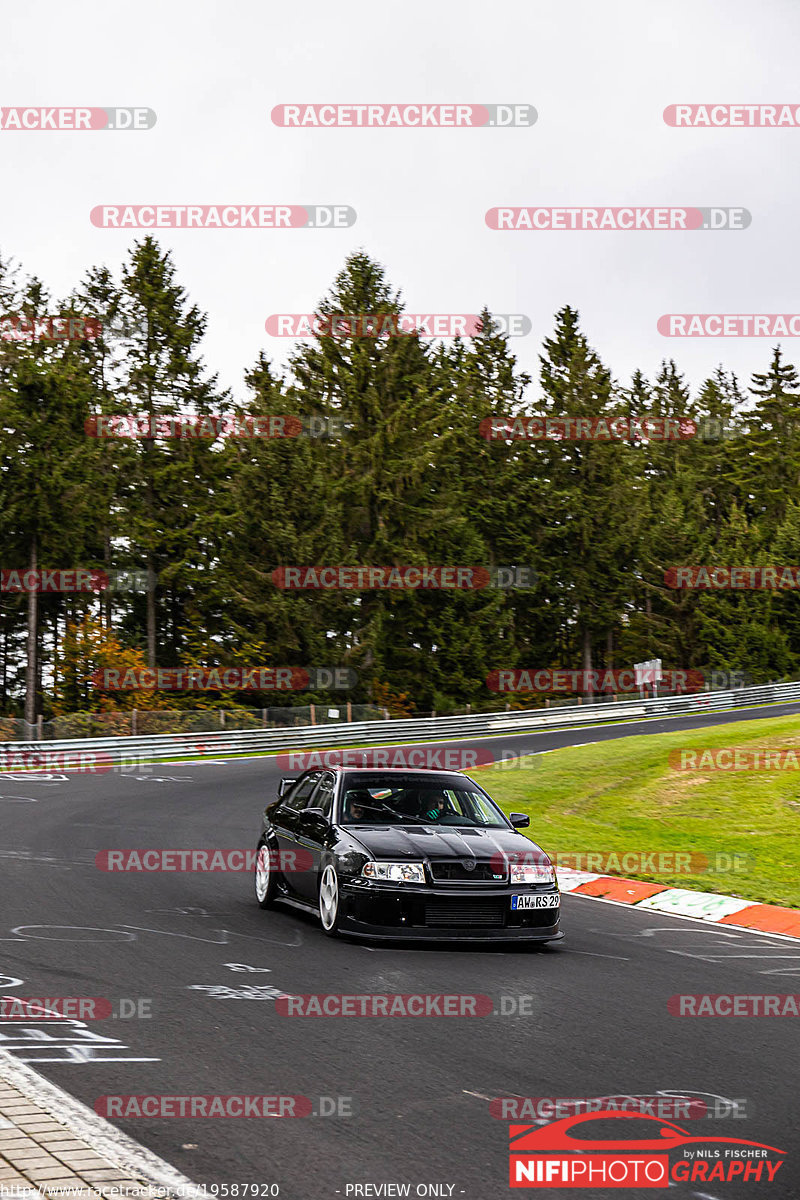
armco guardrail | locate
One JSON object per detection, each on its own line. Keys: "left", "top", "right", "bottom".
{"left": 1, "top": 680, "right": 799, "bottom": 765}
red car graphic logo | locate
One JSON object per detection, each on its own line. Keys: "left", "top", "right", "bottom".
{"left": 510, "top": 1109, "right": 785, "bottom": 1154}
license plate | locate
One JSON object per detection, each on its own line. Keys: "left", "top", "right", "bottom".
{"left": 511, "top": 893, "right": 560, "bottom": 910}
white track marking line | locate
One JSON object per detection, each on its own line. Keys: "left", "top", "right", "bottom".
{"left": 566, "top": 949, "right": 630, "bottom": 959}
{"left": 0, "top": 1049, "right": 202, "bottom": 1195}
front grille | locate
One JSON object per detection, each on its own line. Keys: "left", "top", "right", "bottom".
{"left": 424, "top": 898, "right": 506, "bottom": 927}
{"left": 428, "top": 859, "right": 505, "bottom": 883}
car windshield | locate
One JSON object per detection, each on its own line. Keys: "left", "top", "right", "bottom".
{"left": 339, "top": 773, "right": 507, "bottom": 827}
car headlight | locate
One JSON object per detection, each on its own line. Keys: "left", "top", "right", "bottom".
{"left": 510, "top": 862, "right": 556, "bottom": 884}
{"left": 362, "top": 861, "right": 426, "bottom": 884}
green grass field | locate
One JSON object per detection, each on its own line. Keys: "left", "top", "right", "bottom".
{"left": 474, "top": 712, "right": 800, "bottom": 909}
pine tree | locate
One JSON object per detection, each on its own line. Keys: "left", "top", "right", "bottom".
{"left": 536, "top": 307, "right": 640, "bottom": 694}
{"left": 741, "top": 347, "right": 800, "bottom": 538}
{"left": 116, "top": 237, "right": 229, "bottom": 669}
{"left": 0, "top": 271, "right": 101, "bottom": 722}
{"left": 694, "top": 367, "right": 745, "bottom": 535}
{"left": 770, "top": 501, "right": 800, "bottom": 665}
{"left": 697, "top": 504, "right": 795, "bottom": 682}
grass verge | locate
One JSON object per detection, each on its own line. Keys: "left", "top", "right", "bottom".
{"left": 474, "top": 712, "right": 800, "bottom": 909}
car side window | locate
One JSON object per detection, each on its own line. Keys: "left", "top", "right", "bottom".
{"left": 308, "top": 773, "right": 335, "bottom": 819}
{"left": 284, "top": 772, "right": 321, "bottom": 811}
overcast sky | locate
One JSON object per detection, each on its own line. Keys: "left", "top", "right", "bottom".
{"left": 1, "top": 0, "right": 798, "bottom": 403}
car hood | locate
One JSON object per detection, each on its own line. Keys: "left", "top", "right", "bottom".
{"left": 347, "top": 825, "right": 547, "bottom": 862}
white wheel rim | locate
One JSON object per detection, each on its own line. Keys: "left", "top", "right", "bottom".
{"left": 319, "top": 866, "right": 338, "bottom": 930}
{"left": 255, "top": 845, "right": 271, "bottom": 901}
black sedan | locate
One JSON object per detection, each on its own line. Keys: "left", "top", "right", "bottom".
{"left": 253, "top": 766, "right": 563, "bottom": 943}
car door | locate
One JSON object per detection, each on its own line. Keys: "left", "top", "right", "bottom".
{"left": 270, "top": 771, "right": 320, "bottom": 896}
{"left": 292, "top": 771, "right": 336, "bottom": 901}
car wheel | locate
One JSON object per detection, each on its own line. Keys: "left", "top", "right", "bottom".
{"left": 254, "top": 842, "right": 278, "bottom": 909}
{"left": 318, "top": 863, "right": 341, "bottom": 936}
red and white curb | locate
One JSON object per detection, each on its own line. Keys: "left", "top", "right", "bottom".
{"left": 557, "top": 869, "right": 800, "bottom": 938}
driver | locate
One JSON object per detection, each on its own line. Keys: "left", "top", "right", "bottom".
{"left": 422, "top": 791, "right": 447, "bottom": 822}
{"left": 347, "top": 793, "right": 372, "bottom": 821}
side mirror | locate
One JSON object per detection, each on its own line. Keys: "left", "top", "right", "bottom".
{"left": 509, "top": 813, "right": 530, "bottom": 829}
{"left": 278, "top": 777, "right": 296, "bottom": 798}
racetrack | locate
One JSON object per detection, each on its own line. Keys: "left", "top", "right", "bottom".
{"left": 1, "top": 700, "right": 799, "bottom": 1200}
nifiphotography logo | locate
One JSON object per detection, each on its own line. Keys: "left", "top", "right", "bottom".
{"left": 508, "top": 1110, "right": 785, "bottom": 1187}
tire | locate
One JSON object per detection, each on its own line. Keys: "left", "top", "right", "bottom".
{"left": 318, "top": 863, "right": 341, "bottom": 936}
{"left": 254, "top": 842, "right": 278, "bottom": 909}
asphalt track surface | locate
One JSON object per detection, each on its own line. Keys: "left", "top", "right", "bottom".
{"left": 1, "top": 700, "right": 800, "bottom": 1200}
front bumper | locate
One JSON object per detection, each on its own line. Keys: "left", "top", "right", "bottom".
{"left": 338, "top": 880, "right": 563, "bottom": 942}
